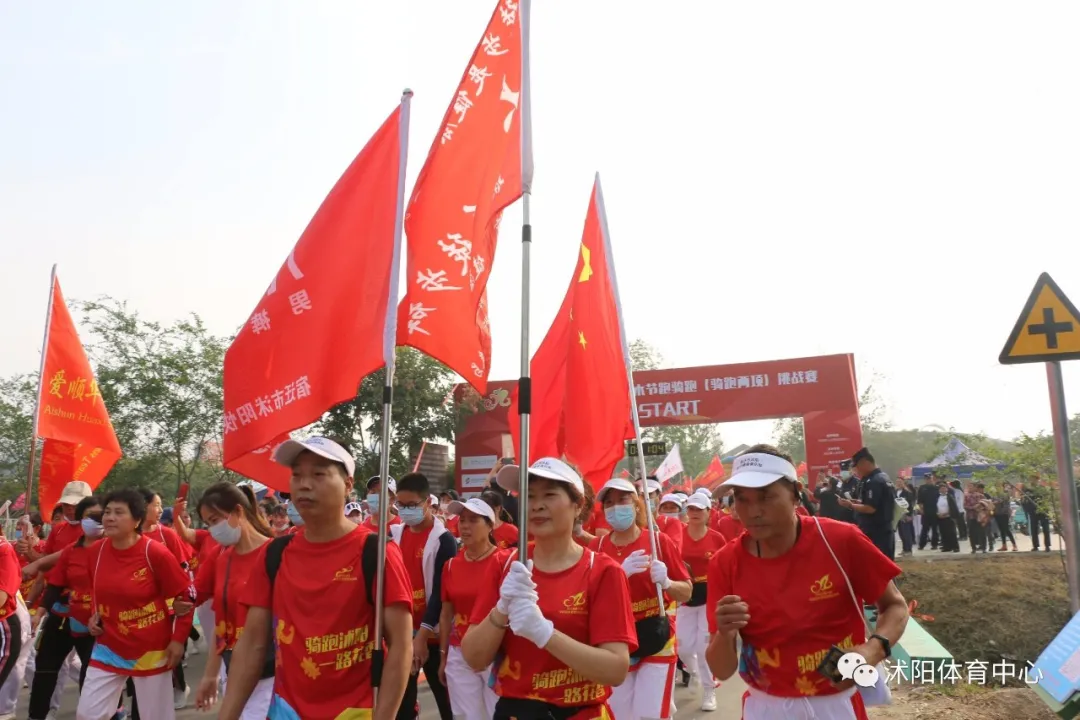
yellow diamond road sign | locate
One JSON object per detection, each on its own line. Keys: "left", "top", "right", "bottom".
{"left": 1000, "top": 273, "right": 1080, "bottom": 365}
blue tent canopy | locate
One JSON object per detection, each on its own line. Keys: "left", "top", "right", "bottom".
{"left": 911, "top": 437, "right": 1005, "bottom": 480}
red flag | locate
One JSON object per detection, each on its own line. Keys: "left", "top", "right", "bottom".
{"left": 509, "top": 174, "right": 633, "bottom": 489}
{"left": 696, "top": 455, "right": 726, "bottom": 491}
{"left": 33, "top": 269, "right": 122, "bottom": 511}
{"left": 396, "top": 0, "right": 532, "bottom": 393}
{"left": 223, "top": 97, "right": 412, "bottom": 491}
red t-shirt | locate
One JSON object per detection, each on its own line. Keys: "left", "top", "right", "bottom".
{"left": 582, "top": 503, "right": 610, "bottom": 536}
{"left": 194, "top": 542, "right": 267, "bottom": 654}
{"left": 0, "top": 541, "right": 20, "bottom": 620}
{"left": 44, "top": 521, "right": 82, "bottom": 556}
{"left": 145, "top": 525, "right": 192, "bottom": 566}
{"left": 399, "top": 525, "right": 433, "bottom": 631}
{"left": 714, "top": 514, "right": 743, "bottom": 544}
{"left": 470, "top": 546, "right": 637, "bottom": 708}
{"left": 88, "top": 536, "right": 195, "bottom": 676}
{"left": 706, "top": 516, "right": 901, "bottom": 698}
{"left": 240, "top": 525, "right": 413, "bottom": 717}
{"left": 492, "top": 522, "right": 520, "bottom": 550}
{"left": 440, "top": 548, "right": 509, "bottom": 647}
{"left": 48, "top": 540, "right": 101, "bottom": 632}
{"left": 681, "top": 527, "right": 725, "bottom": 583}
{"left": 188, "top": 529, "right": 221, "bottom": 578}
{"left": 444, "top": 515, "right": 460, "bottom": 538}
{"left": 363, "top": 514, "right": 402, "bottom": 533}
{"left": 796, "top": 506, "right": 809, "bottom": 517}
{"left": 590, "top": 531, "right": 689, "bottom": 666}
{"left": 653, "top": 515, "right": 684, "bottom": 553}
{"left": 18, "top": 538, "right": 42, "bottom": 609}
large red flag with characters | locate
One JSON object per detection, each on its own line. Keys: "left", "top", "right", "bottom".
{"left": 34, "top": 270, "right": 121, "bottom": 512}
{"left": 396, "top": 0, "right": 533, "bottom": 393}
{"left": 223, "top": 98, "right": 411, "bottom": 491}
{"left": 509, "top": 174, "right": 634, "bottom": 489}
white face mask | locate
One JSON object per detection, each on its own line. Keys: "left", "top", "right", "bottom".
{"left": 209, "top": 518, "right": 242, "bottom": 547}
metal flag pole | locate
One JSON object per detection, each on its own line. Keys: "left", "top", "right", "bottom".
{"left": 26, "top": 264, "right": 57, "bottom": 511}
{"left": 592, "top": 174, "right": 665, "bottom": 614}
{"left": 1047, "top": 360, "right": 1080, "bottom": 613}
{"left": 517, "top": 191, "right": 532, "bottom": 556}
{"left": 372, "top": 89, "right": 412, "bottom": 700}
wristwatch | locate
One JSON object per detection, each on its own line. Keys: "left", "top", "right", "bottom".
{"left": 870, "top": 633, "right": 892, "bottom": 658}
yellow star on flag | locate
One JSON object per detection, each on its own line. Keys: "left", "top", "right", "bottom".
{"left": 578, "top": 331, "right": 587, "bottom": 349}
{"left": 578, "top": 243, "right": 593, "bottom": 283}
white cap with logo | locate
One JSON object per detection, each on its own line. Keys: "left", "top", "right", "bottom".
{"left": 721, "top": 452, "right": 798, "bottom": 489}
{"left": 447, "top": 497, "right": 496, "bottom": 522}
{"left": 596, "top": 477, "right": 638, "bottom": 504}
{"left": 497, "top": 457, "right": 584, "bottom": 496}
{"left": 272, "top": 437, "right": 356, "bottom": 477}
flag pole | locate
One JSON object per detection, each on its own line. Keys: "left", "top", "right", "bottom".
{"left": 593, "top": 175, "right": 665, "bottom": 615}
{"left": 516, "top": 0, "right": 533, "bottom": 558}
{"left": 372, "top": 88, "right": 412, "bottom": 702}
{"left": 26, "top": 264, "right": 57, "bottom": 513}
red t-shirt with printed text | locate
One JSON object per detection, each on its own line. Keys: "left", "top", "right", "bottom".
{"left": 0, "top": 541, "right": 21, "bottom": 620}
{"left": 470, "top": 546, "right": 637, "bottom": 708}
{"left": 48, "top": 540, "right": 101, "bottom": 631}
{"left": 399, "top": 525, "right": 433, "bottom": 631}
{"left": 706, "top": 516, "right": 901, "bottom": 698}
{"left": 44, "top": 521, "right": 83, "bottom": 556}
{"left": 590, "top": 531, "right": 689, "bottom": 666}
{"left": 240, "top": 525, "right": 413, "bottom": 718}
{"left": 194, "top": 542, "right": 266, "bottom": 654}
{"left": 440, "top": 548, "right": 509, "bottom": 647}
{"left": 88, "top": 536, "right": 195, "bottom": 677}
{"left": 680, "top": 527, "right": 725, "bottom": 583}
{"left": 492, "top": 522, "right": 519, "bottom": 550}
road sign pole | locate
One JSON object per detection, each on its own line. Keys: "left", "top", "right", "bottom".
{"left": 1047, "top": 360, "right": 1080, "bottom": 614}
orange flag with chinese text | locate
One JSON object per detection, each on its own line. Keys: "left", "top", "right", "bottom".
{"left": 222, "top": 98, "right": 411, "bottom": 492}
{"left": 34, "top": 271, "right": 121, "bottom": 512}
{"left": 508, "top": 175, "right": 634, "bottom": 490}
{"left": 396, "top": 0, "right": 533, "bottom": 393}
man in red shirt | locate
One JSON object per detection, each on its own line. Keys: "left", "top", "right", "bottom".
{"left": 219, "top": 436, "right": 413, "bottom": 720}
{"left": 705, "top": 444, "right": 909, "bottom": 719}
{"left": 365, "top": 476, "right": 402, "bottom": 532}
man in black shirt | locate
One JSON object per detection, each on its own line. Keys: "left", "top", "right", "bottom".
{"left": 916, "top": 474, "right": 942, "bottom": 549}
{"left": 840, "top": 447, "right": 896, "bottom": 559}
{"left": 813, "top": 472, "right": 845, "bottom": 521}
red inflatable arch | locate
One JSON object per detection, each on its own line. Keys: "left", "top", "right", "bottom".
{"left": 452, "top": 353, "right": 863, "bottom": 494}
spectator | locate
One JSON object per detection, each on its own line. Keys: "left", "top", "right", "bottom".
{"left": 840, "top": 447, "right": 896, "bottom": 560}
{"left": 949, "top": 480, "right": 967, "bottom": 542}
{"left": 916, "top": 475, "right": 941, "bottom": 550}
{"left": 1022, "top": 481, "right": 1052, "bottom": 553}
{"left": 812, "top": 473, "right": 844, "bottom": 521}
{"left": 994, "top": 488, "right": 1019, "bottom": 552}
{"left": 964, "top": 482, "right": 989, "bottom": 553}
{"left": 935, "top": 483, "right": 962, "bottom": 553}
{"left": 895, "top": 476, "right": 916, "bottom": 556}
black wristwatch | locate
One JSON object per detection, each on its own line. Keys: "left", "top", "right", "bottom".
{"left": 870, "top": 633, "right": 892, "bottom": 658}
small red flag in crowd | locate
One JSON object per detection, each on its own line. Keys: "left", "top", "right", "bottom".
{"left": 223, "top": 98, "right": 412, "bottom": 491}
{"left": 34, "top": 269, "right": 121, "bottom": 511}
{"left": 396, "top": 0, "right": 532, "bottom": 393}
{"left": 509, "top": 174, "right": 634, "bottom": 489}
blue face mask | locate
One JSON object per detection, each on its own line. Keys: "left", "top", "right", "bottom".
{"left": 286, "top": 503, "right": 304, "bottom": 527}
{"left": 366, "top": 494, "right": 380, "bottom": 513}
{"left": 605, "top": 505, "right": 637, "bottom": 532}
{"left": 398, "top": 506, "right": 426, "bottom": 527}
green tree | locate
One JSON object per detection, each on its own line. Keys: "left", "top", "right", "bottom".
{"left": 0, "top": 374, "right": 37, "bottom": 500}
{"left": 314, "top": 348, "right": 467, "bottom": 483}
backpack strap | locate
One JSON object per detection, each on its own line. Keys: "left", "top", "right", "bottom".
{"left": 265, "top": 535, "right": 295, "bottom": 590}
{"left": 361, "top": 532, "right": 378, "bottom": 607}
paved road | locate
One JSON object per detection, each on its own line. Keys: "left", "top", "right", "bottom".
{"left": 25, "top": 644, "right": 748, "bottom": 719}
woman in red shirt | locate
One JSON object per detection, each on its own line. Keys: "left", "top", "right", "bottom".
{"left": 706, "top": 445, "right": 910, "bottom": 720}
{"left": 676, "top": 493, "right": 725, "bottom": 712}
{"left": 438, "top": 497, "right": 509, "bottom": 719}
{"left": 188, "top": 482, "right": 273, "bottom": 717}
{"left": 591, "top": 478, "right": 692, "bottom": 720}
{"left": 0, "top": 519, "right": 25, "bottom": 693}
{"left": 463, "top": 458, "right": 637, "bottom": 720}
{"left": 78, "top": 488, "right": 194, "bottom": 720}
{"left": 479, "top": 490, "right": 520, "bottom": 550}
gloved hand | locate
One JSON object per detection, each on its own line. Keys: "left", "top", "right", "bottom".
{"left": 621, "top": 549, "right": 651, "bottom": 577}
{"left": 508, "top": 596, "right": 554, "bottom": 648}
{"left": 650, "top": 558, "right": 672, "bottom": 589}
{"left": 496, "top": 560, "right": 538, "bottom": 615}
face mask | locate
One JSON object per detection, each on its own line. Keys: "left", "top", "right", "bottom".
{"left": 272, "top": 519, "right": 289, "bottom": 530}
{"left": 439, "top": 503, "right": 450, "bottom": 513}
{"left": 841, "top": 470, "right": 851, "bottom": 480}
{"left": 66, "top": 517, "right": 78, "bottom": 525}
{"left": 348, "top": 515, "right": 362, "bottom": 525}
{"left": 604, "top": 505, "right": 636, "bottom": 532}
{"left": 398, "top": 507, "right": 426, "bottom": 527}
{"left": 286, "top": 504, "right": 304, "bottom": 527}
{"left": 661, "top": 512, "right": 681, "bottom": 520}
{"left": 366, "top": 494, "right": 380, "bottom": 513}
{"left": 80, "top": 518, "right": 104, "bottom": 538}
{"left": 210, "top": 518, "right": 242, "bottom": 546}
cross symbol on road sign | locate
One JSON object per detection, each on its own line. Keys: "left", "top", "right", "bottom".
{"left": 1028, "top": 308, "right": 1075, "bottom": 350}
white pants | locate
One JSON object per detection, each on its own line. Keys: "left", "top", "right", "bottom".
{"left": 744, "top": 686, "right": 861, "bottom": 720}
{"left": 239, "top": 676, "right": 274, "bottom": 720}
{"left": 444, "top": 645, "right": 497, "bottom": 720}
{"left": 0, "top": 600, "right": 32, "bottom": 713}
{"left": 609, "top": 662, "right": 676, "bottom": 720}
{"left": 76, "top": 666, "right": 174, "bottom": 720}
{"left": 195, "top": 602, "right": 215, "bottom": 649}
{"left": 675, "top": 605, "right": 715, "bottom": 691}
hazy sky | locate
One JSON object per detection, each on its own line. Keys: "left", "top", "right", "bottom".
{"left": 3, "top": 1, "right": 1080, "bottom": 450}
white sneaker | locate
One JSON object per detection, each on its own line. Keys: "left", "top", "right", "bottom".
{"left": 188, "top": 638, "right": 200, "bottom": 655}
{"left": 174, "top": 686, "right": 189, "bottom": 710}
{"left": 701, "top": 689, "right": 718, "bottom": 712}
{"left": 0, "top": 712, "right": 16, "bottom": 720}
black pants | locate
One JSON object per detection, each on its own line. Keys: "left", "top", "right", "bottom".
{"left": 956, "top": 516, "right": 968, "bottom": 540}
{"left": 29, "top": 612, "right": 75, "bottom": 720}
{"left": 938, "top": 517, "right": 959, "bottom": 552}
{"left": 969, "top": 520, "right": 987, "bottom": 552}
{"left": 396, "top": 645, "right": 452, "bottom": 720}
{"left": 1030, "top": 513, "right": 1051, "bottom": 549}
{"left": 73, "top": 634, "right": 95, "bottom": 689}
{"left": 898, "top": 519, "right": 915, "bottom": 553}
{"left": 995, "top": 515, "right": 1016, "bottom": 547}
{"left": 0, "top": 613, "right": 22, "bottom": 695}
{"left": 918, "top": 510, "right": 939, "bottom": 549}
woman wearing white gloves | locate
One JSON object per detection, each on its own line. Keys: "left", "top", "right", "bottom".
{"left": 591, "top": 478, "right": 692, "bottom": 720}
{"left": 462, "top": 458, "right": 637, "bottom": 720}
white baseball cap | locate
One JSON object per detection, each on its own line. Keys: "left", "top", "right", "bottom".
{"left": 447, "top": 497, "right": 496, "bottom": 522}
{"left": 273, "top": 437, "right": 356, "bottom": 477}
{"left": 693, "top": 487, "right": 712, "bottom": 498}
{"left": 685, "top": 493, "right": 711, "bottom": 510}
{"left": 344, "top": 502, "right": 362, "bottom": 516}
{"left": 497, "top": 457, "right": 584, "bottom": 495}
{"left": 722, "top": 452, "right": 798, "bottom": 490}
{"left": 659, "top": 493, "right": 685, "bottom": 508}
{"left": 645, "top": 479, "right": 662, "bottom": 495}
{"left": 596, "top": 478, "right": 638, "bottom": 503}
{"left": 59, "top": 481, "right": 93, "bottom": 506}
{"left": 366, "top": 476, "right": 397, "bottom": 494}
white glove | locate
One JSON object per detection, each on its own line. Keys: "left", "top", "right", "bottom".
{"left": 496, "top": 560, "right": 538, "bottom": 615}
{"left": 650, "top": 558, "right": 672, "bottom": 589}
{"left": 508, "top": 596, "right": 554, "bottom": 648}
{"left": 621, "top": 549, "right": 650, "bottom": 577}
